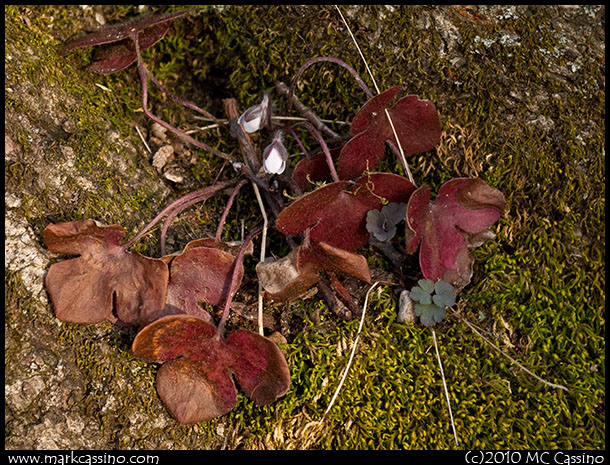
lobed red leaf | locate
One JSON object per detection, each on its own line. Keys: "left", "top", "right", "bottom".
{"left": 405, "top": 178, "right": 505, "bottom": 288}
{"left": 132, "top": 314, "right": 290, "bottom": 424}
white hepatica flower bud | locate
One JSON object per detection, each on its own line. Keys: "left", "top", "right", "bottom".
{"left": 262, "top": 132, "right": 288, "bottom": 175}
{"left": 238, "top": 92, "right": 269, "bottom": 133}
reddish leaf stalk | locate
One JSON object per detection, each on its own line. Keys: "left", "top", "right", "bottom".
{"left": 289, "top": 56, "right": 375, "bottom": 102}
{"left": 159, "top": 193, "right": 214, "bottom": 256}
{"left": 131, "top": 31, "right": 234, "bottom": 163}
{"left": 216, "top": 226, "right": 263, "bottom": 336}
{"left": 294, "top": 121, "right": 340, "bottom": 183}
{"left": 144, "top": 67, "right": 221, "bottom": 124}
{"left": 284, "top": 126, "right": 312, "bottom": 159}
{"left": 123, "top": 179, "right": 238, "bottom": 251}
{"left": 215, "top": 179, "right": 247, "bottom": 243}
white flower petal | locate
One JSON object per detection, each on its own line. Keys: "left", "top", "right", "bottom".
{"left": 264, "top": 147, "right": 286, "bottom": 174}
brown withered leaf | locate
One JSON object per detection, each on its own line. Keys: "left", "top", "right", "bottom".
{"left": 43, "top": 219, "right": 168, "bottom": 326}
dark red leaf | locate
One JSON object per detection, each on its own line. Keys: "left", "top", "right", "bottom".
{"left": 227, "top": 329, "right": 291, "bottom": 405}
{"left": 275, "top": 181, "right": 349, "bottom": 236}
{"left": 43, "top": 220, "right": 168, "bottom": 326}
{"left": 336, "top": 86, "right": 442, "bottom": 180}
{"left": 156, "top": 357, "right": 236, "bottom": 424}
{"left": 60, "top": 9, "right": 195, "bottom": 74}
{"left": 88, "top": 22, "right": 173, "bottom": 74}
{"left": 405, "top": 178, "right": 505, "bottom": 288}
{"left": 60, "top": 9, "right": 193, "bottom": 54}
{"left": 132, "top": 314, "right": 290, "bottom": 424}
{"left": 291, "top": 147, "right": 342, "bottom": 192}
{"left": 164, "top": 242, "right": 244, "bottom": 322}
{"left": 299, "top": 241, "right": 372, "bottom": 284}
{"left": 276, "top": 173, "right": 416, "bottom": 252}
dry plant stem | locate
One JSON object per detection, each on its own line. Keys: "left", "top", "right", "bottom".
{"left": 321, "top": 281, "right": 381, "bottom": 422}
{"left": 223, "top": 98, "right": 263, "bottom": 175}
{"left": 432, "top": 328, "right": 459, "bottom": 447}
{"left": 335, "top": 5, "right": 415, "bottom": 184}
{"left": 318, "top": 279, "right": 352, "bottom": 320}
{"left": 294, "top": 121, "right": 340, "bottom": 183}
{"left": 193, "top": 115, "right": 351, "bottom": 126}
{"left": 215, "top": 179, "right": 247, "bottom": 243}
{"left": 334, "top": 6, "right": 380, "bottom": 95}
{"left": 131, "top": 32, "right": 235, "bottom": 163}
{"left": 251, "top": 182, "right": 268, "bottom": 336}
{"left": 216, "top": 226, "right": 263, "bottom": 336}
{"left": 448, "top": 308, "right": 569, "bottom": 391}
{"left": 123, "top": 179, "right": 238, "bottom": 250}
{"left": 135, "top": 125, "right": 152, "bottom": 154}
{"left": 289, "top": 56, "right": 375, "bottom": 101}
{"left": 276, "top": 82, "right": 341, "bottom": 142}
{"left": 384, "top": 109, "right": 415, "bottom": 184}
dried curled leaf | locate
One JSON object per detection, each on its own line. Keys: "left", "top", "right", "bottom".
{"left": 337, "top": 86, "right": 442, "bottom": 180}
{"left": 132, "top": 315, "right": 291, "bottom": 424}
{"left": 256, "top": 241, "right": 371, "bottom": 302}
{"left": 406, "top": 178, "right": 506, "bottom": 288}
{"left": 43, "top": 219, "right": 168, "bottom": 326}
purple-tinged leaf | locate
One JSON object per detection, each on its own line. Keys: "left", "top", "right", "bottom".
{"left": 156, "top": 357, "right": 236, "bottom": 423}
{"left": 60, "top": 9, "right": 194, "bottom": 75}
{"left": 406, "top": 178, "right": 505, "bottom": 288}
{"left": 164, "top": 242, "right": 244, "bottom": 323}
{"left": 60, "top": 9, "right": 193, "bottom": 54}
{"left": 132, "top": 314, "right": 290, "bottom": 424}
{"left": 336, "top": 86, "right": 442, "bottom": 180}
{"left": 85, "top": 22, "right": 171, "bottom": 74}
{"left": 291, "top": 147, "right": 342, "bottom": 191}
{"left": 276, "top": 173, "right": 415, "bottom": 252}
{"left": 226, "top": 329, "right": 291, "bottom": 405}
{"left": 275, "top": 181, "right": 349, "bottom": 236}
{"left": 43, "top": 219, "right": 168, "bottom": 326}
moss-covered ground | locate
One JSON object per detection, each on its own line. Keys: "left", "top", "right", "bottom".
{"left": 5, "top": 5, "right": 604, "bottom": 449}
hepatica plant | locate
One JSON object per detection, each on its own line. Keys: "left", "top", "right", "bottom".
{"left": 42, "top": 7, "right": 529, "bottom": 431}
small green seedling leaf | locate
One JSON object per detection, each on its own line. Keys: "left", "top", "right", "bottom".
{"left": 409, "top": 285, "right": 432, "bottom": 305}
{"left": 414, "top": 303, "right": 446, "bottom": 327}
{"left": 417, "top": 278, "right": 435, "bottom": 294}
{"left": 433, "top": 279, "right": 456, "bottom": 307}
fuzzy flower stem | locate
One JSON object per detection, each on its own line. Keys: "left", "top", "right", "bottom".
{"left": 215, "top": 179, "right": 247, "bottom": 243}
{"left": 144, "top": 67, "right": 221, "bottom": 124}
{"left": 131, "top": 31, "right": 234, "bottom": 163}
{"left": 216, "top": 226, "right": 263, "bottom": 336}
{"left": 284, "top": 126, "right": 312, "bottom": 159}
{"left": 295, "top": 121, "right": 340, "bottom": 183}
{"left": 290, "top": 56, "right": 375, "bottom": 101}
{"left": 123, "top": 179, "right": 238, "bottom": 251}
